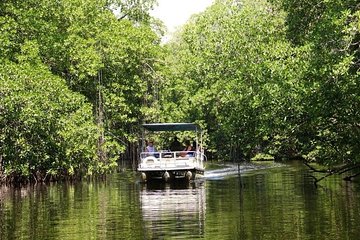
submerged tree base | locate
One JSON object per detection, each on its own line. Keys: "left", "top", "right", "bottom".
{"left": 0, "top": 172, "right": 110, "bottom": 186}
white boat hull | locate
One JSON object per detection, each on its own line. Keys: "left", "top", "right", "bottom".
{"left": 138, "top": 151, "right": 205, "bottom": 182}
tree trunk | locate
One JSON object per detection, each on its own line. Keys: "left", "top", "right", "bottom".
{"left": 97, "top": 70, "right": 106, "bottom": 163}
{"left": 0, "top": 155, "right": 3, "bottom": 179}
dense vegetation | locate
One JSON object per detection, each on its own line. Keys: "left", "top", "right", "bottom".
{"left": 158, "top": 0, "right": 360, "bottom": 181}
{"left": 0, "top": 0, "right": 359, "bottom": 182}
{"left": 0, "top": 0, "right": 161, "bottom": 182}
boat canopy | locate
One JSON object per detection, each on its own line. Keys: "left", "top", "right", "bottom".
{"left": 142, "top": 123, "right": 201, "bottom": 132}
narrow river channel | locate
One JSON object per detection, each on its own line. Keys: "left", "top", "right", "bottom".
{"left": 1, "top": 161, "right": 360, "bottom": 239}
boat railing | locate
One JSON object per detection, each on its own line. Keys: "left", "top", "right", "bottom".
{"left": 139, "top": 151, "right": 204, "bottom": 169}
{"left": 140, "top": 151, "right": 198, "bottom": 159}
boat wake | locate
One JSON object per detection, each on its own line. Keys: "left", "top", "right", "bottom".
{"left": 204, "top": 162, "right": 282, "bottom": 180}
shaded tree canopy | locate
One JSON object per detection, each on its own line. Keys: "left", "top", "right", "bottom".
{"left": 158, "top": 0, "right": 360, "bottom": 173}
{"left": 0, "top": 0, "right": 162, "bottom": 182}
{"left": 1, "top": 0, "right": 359, "bottom": 182}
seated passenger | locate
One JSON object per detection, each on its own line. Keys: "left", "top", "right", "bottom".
{"left": 183, "top": 140, "right": 193, "bottom": 151}
{"left": 145, "top": 140, "right": 157, "bottom": 154}
{"left": 170, "top": 136, "right": 183, "bottom": 152}
{"left": 180, "top": 140, "right": 194, "bottom": 157}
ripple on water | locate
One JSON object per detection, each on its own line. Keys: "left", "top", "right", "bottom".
{"left": 204, "top": 162, "right": 284, "bottom": 180}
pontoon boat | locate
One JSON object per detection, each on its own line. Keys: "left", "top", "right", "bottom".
{"left": 137, "top": 123, "right": 206, "bottom": 182}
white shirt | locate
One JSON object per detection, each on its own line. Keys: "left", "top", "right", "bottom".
{"left": 146, "top": 145, "right": 156, "bottom": 152}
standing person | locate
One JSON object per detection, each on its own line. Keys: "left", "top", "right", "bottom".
{"left": 145, "top": 139, "right": 157, "bottom": 152}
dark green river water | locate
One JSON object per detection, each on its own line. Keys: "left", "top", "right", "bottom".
{"left": 1, "top": 161, "right": 360, "bottom": 239}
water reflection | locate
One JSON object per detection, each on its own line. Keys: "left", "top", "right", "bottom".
{"left": 140, "top": 180, "right": 206, "bottom": 239}
{"left": 1, "top": 162, "right": 360, "bottom": 239}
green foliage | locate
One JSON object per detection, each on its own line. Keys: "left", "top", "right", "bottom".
{"left": 0, "top": 60, "right": 110, "bottom": 180}
{"left": 161, "top": 0, "right": 301, "bottom": 160}
{"left": 161, "top": 0, "right": 360, "bottom": 167}
{"left": 1, "top": 0, "right": 358, "bottom": 181}
{"left": 0, "top": 0, "right": 162, "bottom": 181}
{"left": 0, "top": 0, "right": 161, "bottom": 139}
{"left": 274, "top": 0, "right": 360, "bottom": 165}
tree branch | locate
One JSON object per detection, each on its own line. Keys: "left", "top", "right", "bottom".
{"left": 303, "top": 161, "right": 328, "bottom": 173}
{"left": 304, "top": 161, "right": 360, "bottom": 184}
{"left": 337, "top": 164, "right": 360, "bottom": 175}
{"left": 118, "top": 13, "right": 128, "bottom": 20}
{"left": 344, "top": 172, "right": 360, "bottom": 181}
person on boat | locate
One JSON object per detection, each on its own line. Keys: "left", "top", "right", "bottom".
{"left": 181, "top": 140, "right": 194, "bottom": 157}
{"left": 183, "top": 140, "right": 193, "bottom": 152}
{"left": 170, "top": 136, "right": 183, "bottom": 151}
{"left": 145, "top": 139, "right": 157, "bottom": 152}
